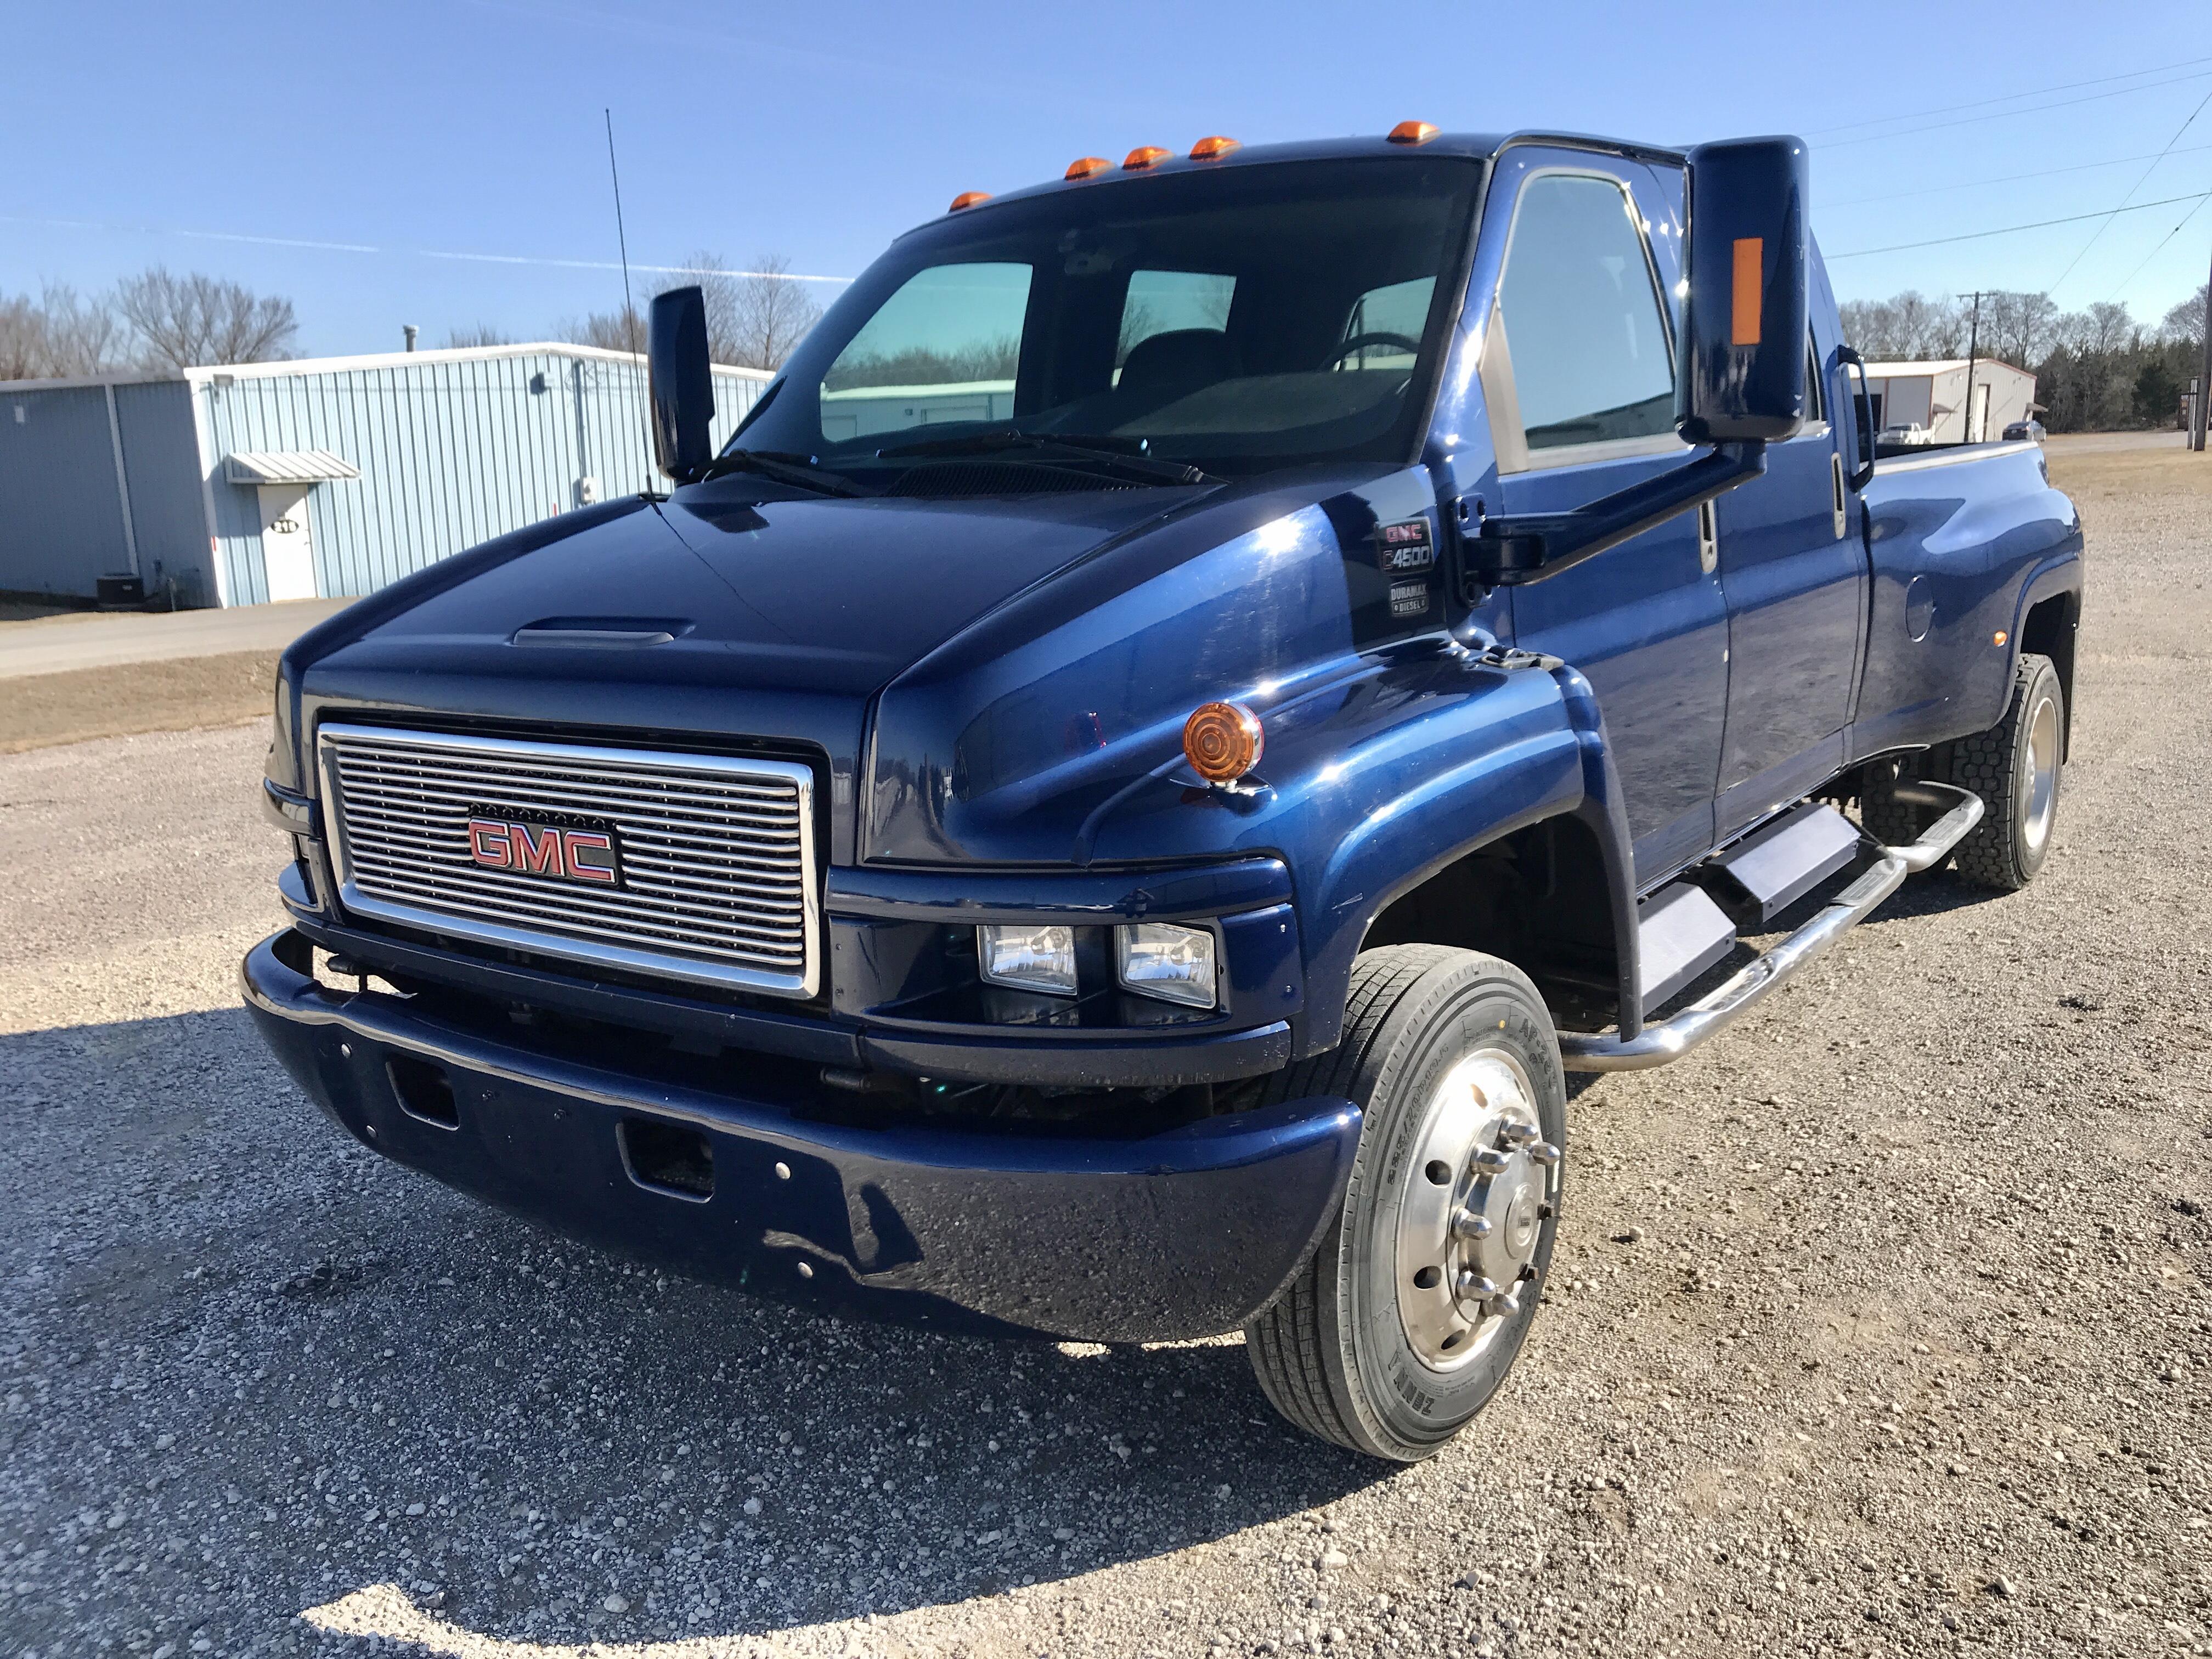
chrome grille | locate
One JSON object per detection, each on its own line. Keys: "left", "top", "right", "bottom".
{"left": 318, "top": 723, "right": 819, "bottom": 997}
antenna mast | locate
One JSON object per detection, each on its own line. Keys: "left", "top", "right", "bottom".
{"left": 603, "top": 109, "right": 657, "bottom": 489}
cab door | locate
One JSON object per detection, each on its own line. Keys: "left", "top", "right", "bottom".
{"left": 1708, "top": 318, "right": 1870, "bottom": 835}
{"left": 1482, "top": 149, "right": 1730, "bottom": 885}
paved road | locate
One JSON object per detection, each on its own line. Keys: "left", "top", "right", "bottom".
{"left": 0, "top": 596, "right": 353, "bottom": 680}
{"left": 0, "top": 452, "right": 2205, "bottom": 1659}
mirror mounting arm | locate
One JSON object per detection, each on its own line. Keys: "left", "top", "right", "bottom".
{"left": 1455, "top": 440, "right": 1767, "bottom": 594}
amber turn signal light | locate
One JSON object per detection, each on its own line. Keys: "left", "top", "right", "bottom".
{"left": 1124, "top": 145, "right": 1171, "bottom": 170}
{"left": 948, "top": 190, "right": 992, "bottom": 212}
{"left": 1183, "top": 701, "right": 1263, "bottom": 784}
{"left": 1065, "top": 156, "right": 1112, "bottom": 179}
{"left": 1189, "top": 135, "right": 1241, "bottom": 161}
{"left": 1387, "top": 120, "right": 1438, "bottom": 145}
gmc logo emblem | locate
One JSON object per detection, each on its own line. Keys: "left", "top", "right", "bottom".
{"left": 467, "top": 814, "right": 621, "bottom": 886}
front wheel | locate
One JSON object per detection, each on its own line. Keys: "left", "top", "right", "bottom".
{"left": 1244, "top": 945, "right": 1565, "bottom": 1462}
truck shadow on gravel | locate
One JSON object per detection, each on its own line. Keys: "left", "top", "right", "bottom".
{"left": 3, "top": 1007, "right": 1392, "bottom": 1654}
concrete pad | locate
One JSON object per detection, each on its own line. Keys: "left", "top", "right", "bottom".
{"left": 0, "top": 596, "right": 354, "bottom": 680}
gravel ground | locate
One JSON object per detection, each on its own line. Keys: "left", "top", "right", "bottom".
{"left": 2, "top": 451, "right": 2208, "bottom": 1659}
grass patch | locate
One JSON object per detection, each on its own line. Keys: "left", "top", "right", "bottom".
{"left": 0, "top": 649, "right": 276, "bottom": 753}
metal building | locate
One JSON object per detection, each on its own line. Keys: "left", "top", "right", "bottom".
{"left": 1860, "top": 358, "right": 2037, "bottom": 445}
{"left": 0, "top": 343, "right": 770, "bottom": 608}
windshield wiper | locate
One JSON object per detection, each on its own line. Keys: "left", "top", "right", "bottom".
{"left": 697, "top": 448, "right": 876, "bottom": 497}
{"left": 876, "top": 430, "right": 1220, "bottom": 487}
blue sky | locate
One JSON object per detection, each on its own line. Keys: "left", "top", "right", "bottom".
{"left": 5, "top": 1, "right": 2208, "bottom": 358}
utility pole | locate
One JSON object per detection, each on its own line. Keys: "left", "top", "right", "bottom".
{"left": 2196, "top": 243, "right": 2212, "bottom": 452}
{"left": 1962, "top": 291, "right": 1982, "bottom": 445}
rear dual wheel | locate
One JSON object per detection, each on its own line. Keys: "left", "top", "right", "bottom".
{"left": 1244, "top": 946, "right": 1565, "bottom": 1462}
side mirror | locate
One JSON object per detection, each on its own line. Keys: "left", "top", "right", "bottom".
{"left": 1677, "top": 137, "right": 1809, "bottom": 446}
{"left": 648, "top": 286, "right": 715, "bottom": 483}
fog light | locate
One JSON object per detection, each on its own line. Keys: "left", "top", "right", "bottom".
{"left": 978, "top": 924, "right": 1079, "bottom": 997}
{"left": 1116, "top": 922, "right": 1218, "bottom": 1009}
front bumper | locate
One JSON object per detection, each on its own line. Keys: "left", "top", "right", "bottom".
{"left": 242, "top": 929, "right": 1359, "bottom": 1343}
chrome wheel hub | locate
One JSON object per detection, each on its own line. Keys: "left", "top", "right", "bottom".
{"left": 2022, "top": 691, "right": 2059, "bottom": 853}
{"left": 1393, "top": 1047, "right": 1561, "bottom": 1372}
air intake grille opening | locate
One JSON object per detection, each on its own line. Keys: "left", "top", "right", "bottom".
{"left": 387, "top": 1055, "right": 459, "bottom": 1128}
{"left": 620, "top": 1117, "right": 715, "bottom": 1201}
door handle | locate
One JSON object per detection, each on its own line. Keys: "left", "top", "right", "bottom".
{"left": 1830, "top": 452, "right": 1848, "bottom": 539}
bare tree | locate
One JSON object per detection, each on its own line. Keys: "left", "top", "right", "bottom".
{"left": 116, "top": 267, "right": 296, "bottom": 370}
{"left": 1974, "top": 290, "right": 2061, "bottom": 369}
{"left": 557, "top": 304, "right": 647, "bottom": 356}
{"left": 2056, "top": 301, "right": 2136, "bottom": 357}
{"left": 444, "top": 323, "right": 515, "bottom": 348}
{"left": 2163, "top": 283, "right": 2208, "bottom": 348}
{"left": 1839, "top": 290, "right": 1970, "bottom": 359}
{"left": 0, "top": 284, "right": 128, "bottom": 379}
{"left": 661, "top": 252, "right": 822, "bottom": 370}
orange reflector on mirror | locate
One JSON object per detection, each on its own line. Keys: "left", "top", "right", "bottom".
{"left": 1730, "top": 238, "right": 1763, "bottom": 346}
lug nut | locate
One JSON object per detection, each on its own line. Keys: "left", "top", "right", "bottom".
{"left": 1529, "top": 1141, "right": 1563, "bottom": 1167}
{"left": 1472, "top": 1148, "right": 1512, "bottom": 1175}
{"left": 1484, "top": 1288, "right": 1521, "bottom": 1318}
{"left": 1455, "top": 1271, "right": 1499, "bottom": 1302}
{"left": 1452, "top": 1206, "right": 1494, "bottom": 1242}
{"left": 1500, "top": 1121, "right": 1539, "bottom": 1148}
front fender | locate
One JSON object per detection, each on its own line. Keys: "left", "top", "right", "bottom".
{"left": 1086, "top": 645, "right": 1638, "bottom": 1056}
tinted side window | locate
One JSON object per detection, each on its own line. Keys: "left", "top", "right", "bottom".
{"left": 1496, "top": 173, "right": 1674, "bottom": 451}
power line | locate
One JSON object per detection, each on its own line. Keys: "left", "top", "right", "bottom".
{"left": 1821, "top": 68, "right": 2212, "bottom": 149}
{"left": 1827, "top": 191, "right": 2212, "bottom": 259}
{"left": 2047, "top": 84, "right": 2212, "bottom": 295}
{"left": 2101, "top": 193, "right": 2212, "bottom": 306}
{"left": 1820, "top": 142, "right": 2212, "bottom": 209}
{"left": 1805, "top": 54, "right": 2212, "bottom": 138}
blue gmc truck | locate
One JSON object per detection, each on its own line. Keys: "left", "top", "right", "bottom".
{"left": 245, "top": 126, "right": 2082, "bottom": 1461}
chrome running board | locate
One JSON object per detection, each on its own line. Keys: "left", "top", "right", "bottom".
{"left": 1559, "top": 781, "right": 1984, "bottom": 1073}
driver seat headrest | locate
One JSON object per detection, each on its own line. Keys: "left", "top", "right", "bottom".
{"left": 1117, "top": 329, "right": 1240, "bottom": 403}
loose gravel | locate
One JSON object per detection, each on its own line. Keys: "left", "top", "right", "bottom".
{"left": 2, "top": 450, "right": 2207, "bottom": 1658}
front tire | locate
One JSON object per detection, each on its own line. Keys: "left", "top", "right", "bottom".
{"left": 1244, "top": 945, "right": 1565, "bottom": 1462}
{"left": 1950, "top": 652, "right": 2064, "bottom": 891}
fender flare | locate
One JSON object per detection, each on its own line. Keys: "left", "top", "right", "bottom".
{"left": 1293, "top": 658, "right": 1643, "bottom": 1055}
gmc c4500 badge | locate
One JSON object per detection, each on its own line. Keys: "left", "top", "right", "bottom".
{"left": 467, "top": 812, "right": 622, "bottom": 886}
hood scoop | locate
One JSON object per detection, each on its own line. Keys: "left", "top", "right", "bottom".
{"left": 510, "top": 617, "right": 693, "bottom": 648}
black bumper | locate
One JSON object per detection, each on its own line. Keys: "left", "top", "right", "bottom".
{"left": 242, "top": 929, "right": 1359, "bottom": 1343}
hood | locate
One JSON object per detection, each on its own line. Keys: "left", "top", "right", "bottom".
{"left": 294, "top": 483, "right": 1199, "bottom": 860}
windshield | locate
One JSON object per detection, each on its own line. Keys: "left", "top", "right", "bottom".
{"left": 729, "top": 156, "right": 1482, "bottom": 488}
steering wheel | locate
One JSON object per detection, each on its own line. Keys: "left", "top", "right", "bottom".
{"left": 1323, "top": 331, "right": 1423, "bottom": 369}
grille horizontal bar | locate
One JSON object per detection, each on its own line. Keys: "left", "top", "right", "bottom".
{"left": 318, "top": 723, "right": 820, "bottom": 997}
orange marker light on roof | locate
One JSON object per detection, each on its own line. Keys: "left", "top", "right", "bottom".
{"left": 1189, "top": 135, "right": 1241, "bottom": 161}
{"left": 1065, "top": 156, "right": 1112, "bottom": 179}
{"left": 1387, "top": 120, "right": 1438, "bottom": 145}
{"left": 1183, "top": 702, "right": 1263, "bottom": 785}
{"left": 1124, "top": 145, "right": 1171, "bottom": 170}
{"left": 948, "top": 191, "right": 991, "bottom": 212}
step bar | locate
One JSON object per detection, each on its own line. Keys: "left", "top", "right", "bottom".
{"left": 1559, "top": 781, "right": 1984, "bottom": 1073}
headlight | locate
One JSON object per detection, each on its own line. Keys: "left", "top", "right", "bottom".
{"left": 977, "top": 924, "right": 1079, "bottom": 997}
{"left": 1115, "top": 922, "right": 1217, "bottom": 1009}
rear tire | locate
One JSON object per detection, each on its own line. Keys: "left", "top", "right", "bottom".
{"left": 1949, "top": 652, "right": 2064, "bottom": 891}
{"left": 1244, "top": 945, "right": 1565, "bottom": 1462}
